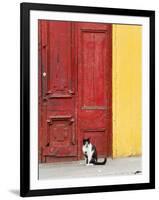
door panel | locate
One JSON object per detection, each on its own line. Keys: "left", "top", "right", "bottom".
{"left": 76, "top": 23, "right": 112, "bottom": 158}
{"left": 41, "top": 21, "right": 75, "bottom": 98}
{"left": 81, "top": 31, "right": 106, "bottom": 107}
{"left": 43, "top": 115, "right": 76, "bottom": 157}
{"left": 39, "top": 20, "right": 77, "bottom": 162}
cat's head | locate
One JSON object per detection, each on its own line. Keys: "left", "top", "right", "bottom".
{"left": 83, "top": 138, "right": 90, "bottom": 147}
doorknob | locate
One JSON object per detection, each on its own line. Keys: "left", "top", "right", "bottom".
{"left": 43, "top": 72, "right": 47, "bottom": 77}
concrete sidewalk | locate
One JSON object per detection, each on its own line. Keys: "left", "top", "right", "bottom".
{"left": 39, "top": 157, "right": 142, "bottom": 180}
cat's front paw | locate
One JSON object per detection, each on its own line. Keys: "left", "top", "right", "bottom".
{"left": 86, "top": 163, "right": 93, "bottom": 166}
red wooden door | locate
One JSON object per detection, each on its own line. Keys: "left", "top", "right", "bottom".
{"left": 38, "top": 20, "right": 77, "bottom": 163}
{"left": 39, "top": 21, "right": 112, "bottom": 163}
{"left": 75, "top": 22, "right": 112, "bottom": 159}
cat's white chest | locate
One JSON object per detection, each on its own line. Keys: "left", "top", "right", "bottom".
{"left": 82, "top": 144, "right": 94, "bottom": 164}
{"left": 82, "top": 144, "right": 92, "bottom": 154}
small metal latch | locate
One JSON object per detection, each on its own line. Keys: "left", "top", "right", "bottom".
{"left": 68, "top": 90, "right": 75, "bottom": 94}
{"left": 70, "top": 118, "right": 75, "bottom": 123}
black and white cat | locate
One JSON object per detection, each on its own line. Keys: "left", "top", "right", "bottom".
{"left": 82, "top": 138, "right": 107, "bottom": 165}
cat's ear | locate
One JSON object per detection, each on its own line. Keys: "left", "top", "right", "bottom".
{"left": 87, "top": 138, "right": 91, "bottom": 143}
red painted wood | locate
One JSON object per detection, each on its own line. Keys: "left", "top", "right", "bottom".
{"left": 75, "top": 22, "right": 112, "bottom": 159}
{"left": 38, "top": 20, "right": 77, "bottom": 163}
{"left": 39, "top": 21, "right": 112, "bottom": 163}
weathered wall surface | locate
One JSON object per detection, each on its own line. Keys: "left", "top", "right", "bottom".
{"left": 112, "top": 25, "right": 142, "bottom": 157}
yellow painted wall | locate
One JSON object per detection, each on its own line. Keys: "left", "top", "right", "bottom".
{"left": 112, "top": 25, "right": 142, "bottom": 157}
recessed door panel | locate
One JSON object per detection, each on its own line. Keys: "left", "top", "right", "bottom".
{"left": 81, "top": 31, "right": 106, "bottom": 108}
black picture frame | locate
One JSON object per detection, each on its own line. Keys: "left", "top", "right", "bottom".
{"left": 20, "top": 2, "right": 155, "bottom": 197}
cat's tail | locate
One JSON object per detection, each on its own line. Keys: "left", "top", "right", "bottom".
{"left": 94, "top": 158, "right": 107, "bottom": 165}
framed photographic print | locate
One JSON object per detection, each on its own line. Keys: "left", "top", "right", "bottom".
{"left": 20, "top": 2, "right": 155, "bottom": 197}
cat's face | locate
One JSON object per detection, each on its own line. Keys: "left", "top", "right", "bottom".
{"left": 83, "top": 138, "right": 90, "bottom": 147}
